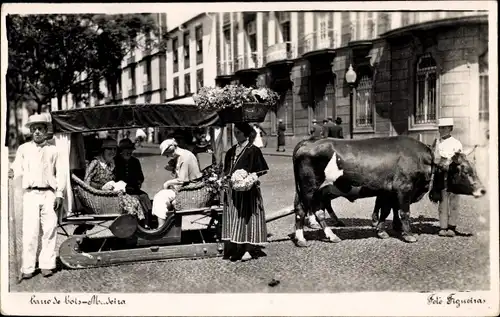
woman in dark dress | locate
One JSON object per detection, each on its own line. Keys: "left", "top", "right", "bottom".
{"left": 114, "top": 138, "right": 153, "bottom": 227}
{"left": 222, "top": 122, "right": 269, "bottom": 262}
{"left": 277, "top": 119, "right": 286, "bottom": 152}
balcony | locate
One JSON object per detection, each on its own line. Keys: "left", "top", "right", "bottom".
{"left": 217, "top": 60, "right": 234, "bottom": 76}
{"left": 235, "top": 52, "right": 263, "bottom": 72}
{"left": 265, "top": 42, "right": 296, "bottom": 66}
{"left": 299, "top": 29, "right": 338, "bottom": 58}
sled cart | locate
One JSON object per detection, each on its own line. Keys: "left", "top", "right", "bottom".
{"left": 48, "top": 100, "right": 289, "bottom": 270}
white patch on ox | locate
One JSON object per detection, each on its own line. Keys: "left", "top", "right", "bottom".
{"left": 324, "top": 227, "right": 341, "bottom": 243}
{"left": 322, "top": 153, "right": 344, "bottom": 189}
{"left": 295, "top": 229, "right": 305, "bottom": 242}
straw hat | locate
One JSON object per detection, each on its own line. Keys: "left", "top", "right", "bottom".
{"left": 160, "top": 139, "right": 178, "bottom": 155}
{"left": 118, "top": 138, "right": 136, "bottom": 150}
{"left": 25, "top": 113, "right": 52, "bottom": 129}
{"left": 101, "top": 138, "right": 117, "bottom": 149}
{"left": 438, "top": 118, "right": 454, "bottom": 127}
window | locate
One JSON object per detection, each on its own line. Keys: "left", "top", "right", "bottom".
{"left": 173, "top": 37, "right": 179, "bottom": 73}
{"left": 184, "top": 73, "right": 191, "bottom": 94}
{"left": 414, "top": 53, "right": 438, "bottom": 125}
{"left": 479, "top": 50, "right": 488, "bottom": 121}
{"left": 246, "top": 19, "right": 257, "bottom": 66}
{"left": 402, "top": 12, "right": 416, "bottom": 26}
{"left": 143, "top": 59, "right": 152, "bottom": 92}
{"left": 184, "top": 32, "right": 190, "bottom": 69}
{"left": 223, "top": 27, "right": 231, "bottom": 61}
{"left": 173, "top": 77, "right": 179, "bottom": 96}
{"left": 280, "top": 21, "right": 291, "bottom": 42}
{"left": 195, "top": 26, "right": 203, "bottom": 65}
{"left": 318, "top": 12, "right": 328, "bottom": 41}
{"left": 355, "top": 73, "right": 374, "bottom": 128}
{"left": 366, "top": 12, "right": 375, "bottom": 39}
{"left": 378, "top": 13, "right": 390, "bottom": 35}
{"left": 129, "top": 66, "right": 136, "bottom": 96}
{"left": 196, "top": 69, "right": 204, "bottom": 91}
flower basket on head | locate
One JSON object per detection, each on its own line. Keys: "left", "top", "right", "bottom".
{"left": 218, "top": 103, "right": 270, "bottom": 124}
{"left": 193, "top": 85, "right": 279, "bottom": 124}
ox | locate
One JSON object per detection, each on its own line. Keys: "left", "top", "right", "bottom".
{"left": 293, "top": 136, "right": 486, "bottom": 246}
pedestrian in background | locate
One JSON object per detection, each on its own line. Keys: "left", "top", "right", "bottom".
{"left": 310, "top": 119, "right": 322, "bottom": 138}
{"left": 326, "top": 116, "right": 344, "bottom": 139}
{"left": 135, "top": 128, "right": 147, "bottom": 147}
{"left": 9, "top": 114, "right": 66, "bottom": 279}
{"left": 253, "top": 123, "right": 264, "bottom": 148}
{"left": 432, "top": 118, "right": 464, "bottom": 237}
{"left": 277, "top": 119, "right": 286, "bottom": 152}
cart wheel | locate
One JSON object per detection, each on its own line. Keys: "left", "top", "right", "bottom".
{"left": 73, "top": 224, "right": 94, "bottom": 235}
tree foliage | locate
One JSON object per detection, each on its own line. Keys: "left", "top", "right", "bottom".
{"left": 6, "top": 13, "right": 165, "bottom": 114}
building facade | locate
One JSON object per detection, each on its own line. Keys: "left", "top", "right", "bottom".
{"left": 165, "top": 13, "right": 217, "bottom": 100}
{"left": 213, "top": 11, "right": 489, "bottom": 160}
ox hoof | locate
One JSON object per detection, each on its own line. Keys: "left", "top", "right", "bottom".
{"left": 377, "top": 230, "right": 390, "bottom": 239}
{"left": 401, "top": 234, "right": 418, "bottom": 243}
{"left": 326, "top": 236, "right": 342, "bottom": 243}
{"left": 295, "top": 239, "right": 310, "bottom": 248}
{"left": 371, "top": 220, "right": 379, "bottom": 228}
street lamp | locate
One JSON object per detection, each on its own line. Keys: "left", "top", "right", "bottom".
{"left": 345, "top": 64, "right": 357, "bottom": 139}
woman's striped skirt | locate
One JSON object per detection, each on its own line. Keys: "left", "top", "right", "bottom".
{"left": 221, "top": 185, "right": 267, "bottom": 245}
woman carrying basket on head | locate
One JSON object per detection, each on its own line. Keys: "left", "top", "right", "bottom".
{"left": 222, "top": 122, "right": 269, "bottom": 262}
{"left": 84, "top": 137, "right": 145, "bottom": 221}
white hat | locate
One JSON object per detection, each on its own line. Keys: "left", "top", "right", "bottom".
{"left": 159, "top": 139, "right": 178, "bottom": 155}
{"left": 438, "top": 118, "right": 454, "bottom": 127}
{"left": 25, "top": 113, "right": 52, "bottom": 129}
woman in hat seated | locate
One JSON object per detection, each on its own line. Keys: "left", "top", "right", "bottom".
{"left": 84, "top": 137, "right": 145, "bottom": 221}
{"left": 114, "top": 138, "right": 153, "bottom": 227}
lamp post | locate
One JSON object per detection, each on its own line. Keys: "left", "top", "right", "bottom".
{"left": 345, "top": 64, "right": 357, "bottom": 139}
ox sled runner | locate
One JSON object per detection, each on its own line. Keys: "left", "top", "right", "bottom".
{"left": 49, "top": 97, "right": 284, "bottom": 270}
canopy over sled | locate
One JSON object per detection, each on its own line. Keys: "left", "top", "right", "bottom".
{"left": 50, "top": 103, "right": 221, "bottom": 133}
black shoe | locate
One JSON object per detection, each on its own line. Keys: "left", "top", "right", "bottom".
{"left": 41, "top": 269, "right": 54, "bottom": 277}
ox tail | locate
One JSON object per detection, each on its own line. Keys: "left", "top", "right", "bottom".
{"left": 424, "top": 142, "right": 441, "bottom": 204}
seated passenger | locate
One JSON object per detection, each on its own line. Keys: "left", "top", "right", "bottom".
{"left": 84, "top": 137, "right": 145, "bottom": 220}
{"left": 152, "top": 139, "right": 202, "bottom": 228}
{"left": 114, "top": 138, "right": 153, "bottom": 227}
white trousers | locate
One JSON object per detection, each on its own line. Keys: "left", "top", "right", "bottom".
{"left": 22, "top": 189, "right": 58, "bottom": 274}
{"left": 151, "top": 189, "right": 176, "bottom": 220}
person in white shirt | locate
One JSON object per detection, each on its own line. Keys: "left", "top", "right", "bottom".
{"left": 151, "top": 139, "right": 202, "bottom": 228}
{"left": 9, "top": 114, "right": 66, "bottom": 279}
{"left": 252, "top": 124, "right": 264, "bottom": 148}
{"left": 433, "top": 117, "right": 463, "bottom": 237}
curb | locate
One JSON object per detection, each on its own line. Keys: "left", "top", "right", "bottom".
{"left": 261, "top": 152, "right": 293, "bottom": 158}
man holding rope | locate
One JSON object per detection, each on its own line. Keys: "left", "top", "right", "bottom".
{"left": 9, "top": 114, "right": 66, "bottom": 280}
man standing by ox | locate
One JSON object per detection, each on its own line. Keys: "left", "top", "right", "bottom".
{"left": 433, "top": 118, "right": 464, "bottom": 237}
{"left": 151, "top": 139, "right": 202, "bottom": 228}
{"left": 9, "top": 114, "right": 66, "bottom": 279}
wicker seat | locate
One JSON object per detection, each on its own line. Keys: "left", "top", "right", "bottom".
{"left": 71, "top": 174, "right": 122, "bottom": 215}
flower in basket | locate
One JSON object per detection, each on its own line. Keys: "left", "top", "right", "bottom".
{"left": 193, "top": 84, "right": 279, "bottom": 112}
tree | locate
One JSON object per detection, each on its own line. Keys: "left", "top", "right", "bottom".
{"left": 6, "top": 13, "right": 165, "bottom": 113}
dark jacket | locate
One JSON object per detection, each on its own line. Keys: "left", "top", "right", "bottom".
{"left": 310, "top": 124, "right": 322, "bottom": 137}
{"left": 114, "top": 155, "right": 145, "bottom": 194}
{"left": 277, "top": 123, "right": 286, "bottom": 146}
{"left": 324, "top": 122, "right": 343, "bottom": 139}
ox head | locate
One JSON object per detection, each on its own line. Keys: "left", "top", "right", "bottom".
{"left": 447, "top": 152, "right": 486, "bottom": 198}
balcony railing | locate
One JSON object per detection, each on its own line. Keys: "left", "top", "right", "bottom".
{"left": 235, "top": 52, "right": 263, "bottom": 71}
{"left": 143, "top": 82, "right": 152, "bottom": 93}
{"left": 217, "top": 60, "right": 234, "bottom": 76}
{"left": 298, "top": 29, "right": 338, "bottom": 56}
{"left": 265, "top": 42, "right": 296, "bottom": 64}
{"left": 128, "top": 87, "right": 136, "bottom": 97}
{"left": 127, "top": 55, "right": 136, "bottom": 65}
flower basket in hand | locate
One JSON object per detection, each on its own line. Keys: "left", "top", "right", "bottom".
{"left": 230, "top": 169, "right": 259, "bottom": 192}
